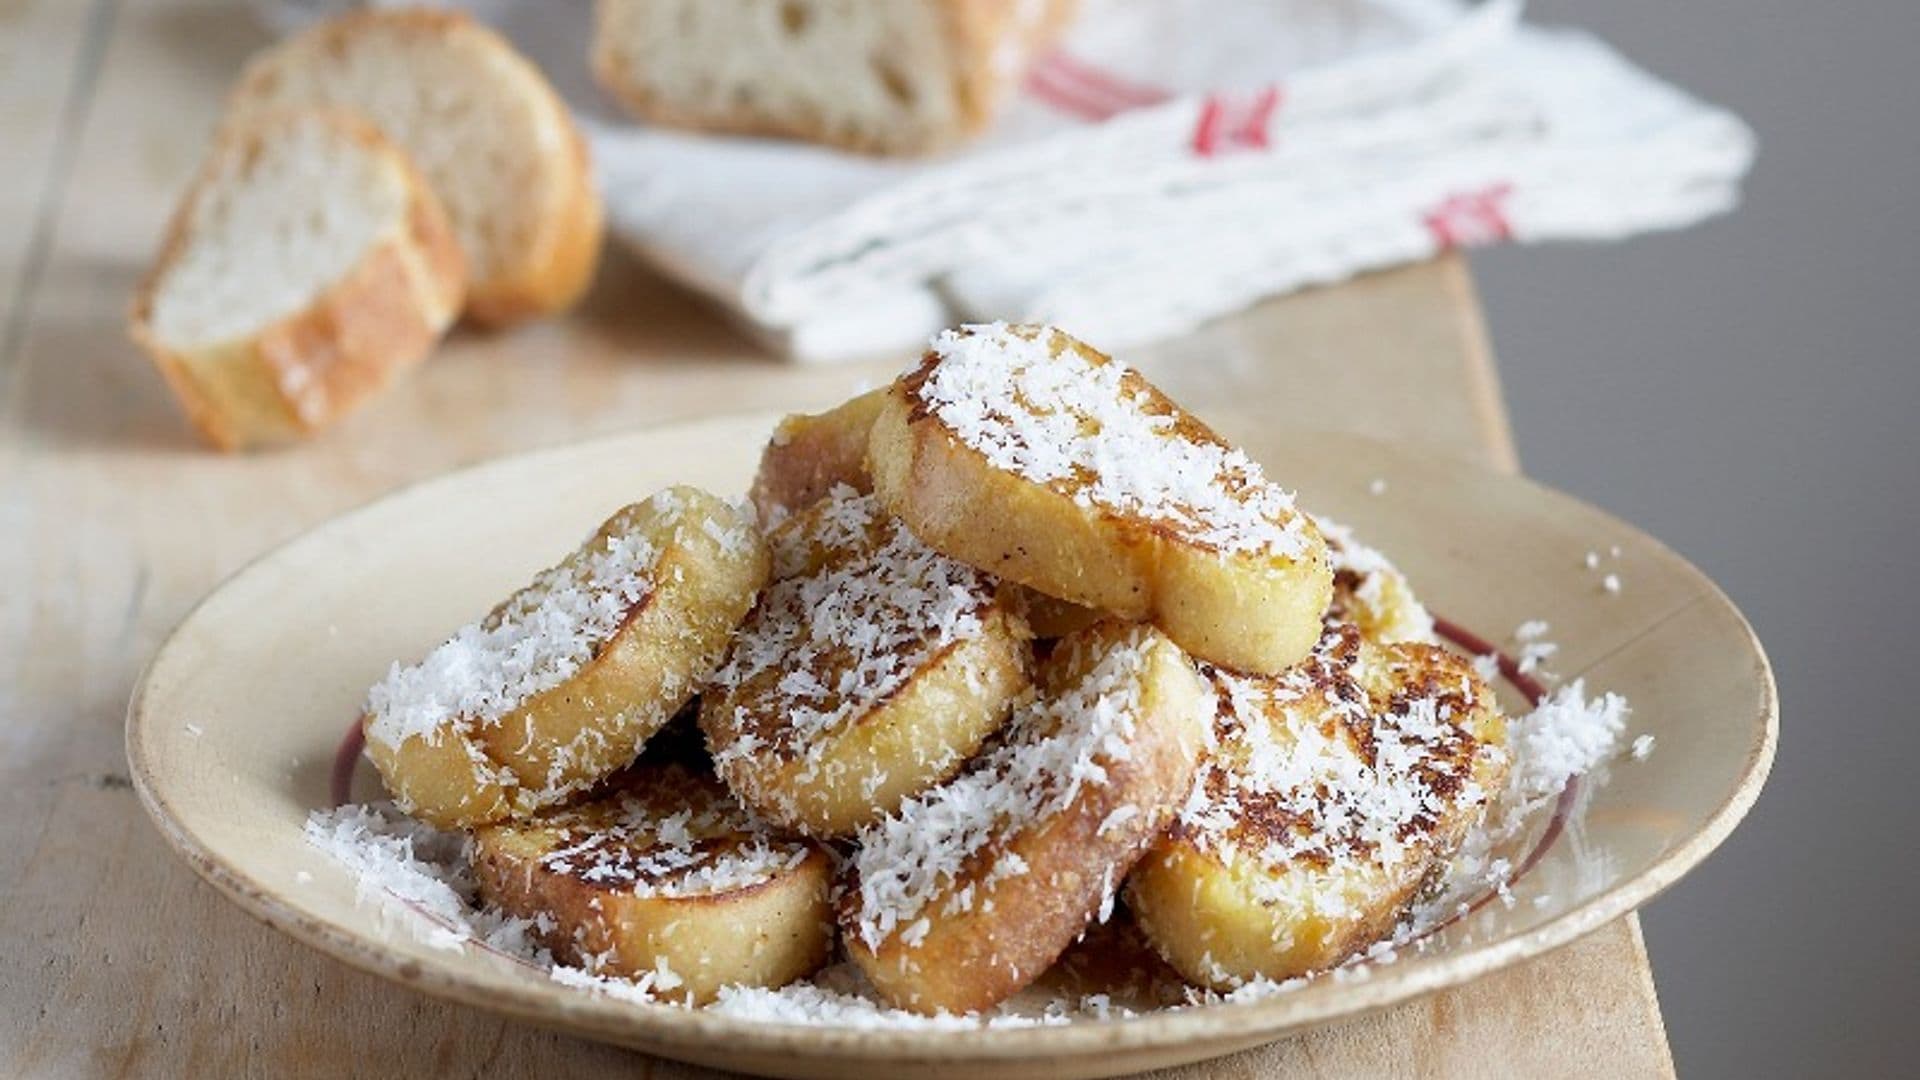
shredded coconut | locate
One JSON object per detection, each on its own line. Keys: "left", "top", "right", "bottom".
{"left": 531, "top": 771, "right": 812, "bottom": 901}
{"left": 708, "top": 488, "right": 997, "bottom": 793}
{"left": 1174, "top": 625, "right": 1503, "bottom": 907}
{"left": 848, "top": 625, "right": 1166, "bottom": 951}
{"left": 710, "top": 963, "right": 1080, "bottom": 1029}
{"left": 1404, "top": 678, "right": 1633, "bottom": 940}
{"left": 1510, "top": 620, "right": 1558, "bottom": 677}
{"left": 303, "top": 801, "right": 556, "bottom": 961}
{"left": 914, "top": 324, "right": 1308, "bottom": 557}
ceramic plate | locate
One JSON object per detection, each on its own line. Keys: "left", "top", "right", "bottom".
{"left": 127, "top": 414, "right": 1774, "bottom": 1079}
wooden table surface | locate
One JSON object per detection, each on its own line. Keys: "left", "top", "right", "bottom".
{"left": 0, "top": 1, "right": 1675, "bottom": 1076}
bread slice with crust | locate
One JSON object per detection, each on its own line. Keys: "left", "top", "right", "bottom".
{"left": 128, "top": 108, "right": 464, "bottom": 450}
{"left": 592, "top": 0, "right": 1077, "bottom": 156}
{"left": 232, "top": 8, "right": 603, "bottom": 325}
{"left": 472, "top": 762, "right": 834, "bottom": 1003}
{"left": 362, "top": 487, "right": 769, "bottom": 828}
{"left": 870, "top": 323, "right": 1334, "bottom": 675}
{"left": 842, "top": 621, "right": 1210, "bottom": 1015}
{"left": 702, "top": 486, "right": 1030, "bottom": 837}
{"left": 1126, "top": 624, "right": 1508, "bottom": 989}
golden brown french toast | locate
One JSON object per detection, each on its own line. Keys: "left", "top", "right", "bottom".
{"left": 842, "top": 621, "right": 1210, "bottom": 1015}
{"left": 869, "top": 323, "right": 1333, "bottom": 675}
{"left": 471, "top": 762, "right": 833, "bottom": 1003}
{"left": 362, "top": 487, "right": 769, "bottom": 827}
{"left": 1126, "top": 625, "right": 1508, "bottom": 988}
{"left": 701, "top": 486, "right": 1030, "bottom": 837}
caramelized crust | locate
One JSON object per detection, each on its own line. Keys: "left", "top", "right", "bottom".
{"left": 472, "top": 763, "right": 833, "bottom": 1003}
{"left": 1128, "top": 624, "right": 1508, "bottom": 988}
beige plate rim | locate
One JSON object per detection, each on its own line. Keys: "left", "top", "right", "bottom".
{"left": 126, "top": 414, "right": 1777, "bottom": 1070}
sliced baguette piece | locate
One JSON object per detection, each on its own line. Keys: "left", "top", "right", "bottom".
{"left": 362, "top": 487, "right": 770, "bottom": 828}
{"left": 871, "top": 323, "right": 1334, "bottom": 676}
{"left": 702, "top": 486, "right": 1031, "bottom": 838}
{"left": 592, "top": 0, "right": 1077, "bottom": 156}
{"left": 128, "top": 108, "right": 464, "bottom": 450}
{"left": 232, "top": 8, "right": 603, "bottom": 325}
{"left": 1126, "top": 625, "right": 1509, "bottom": 989}
{"left": 472, "top": 762, "right": 834, "bottom": 1003}
{"left": 842, "top": 621, "right": 1210, "bottom": 1015}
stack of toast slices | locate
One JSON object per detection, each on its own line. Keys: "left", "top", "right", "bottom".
{"left": 357, "top": 323, "right": 1511, "bottom": 1014}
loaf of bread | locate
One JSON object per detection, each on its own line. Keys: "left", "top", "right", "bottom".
{"left": 232, "top": 9, "right": 604, "bottom": 325}
{"left": 128, "top": 109, "right": 464, "bottom": 450}
{"left": 593, "top": 0, "right": 1077, "bottom": 156}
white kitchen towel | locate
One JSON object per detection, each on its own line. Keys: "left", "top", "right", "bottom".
{"left": 262, "top": 0, "right": 1751, "bottom": 360}
{"left": 582, "top": 0, "right": 1752, "bottom": 361}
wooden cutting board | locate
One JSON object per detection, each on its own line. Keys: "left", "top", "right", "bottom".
{"left": 0, "top": 1, "right": 1673, "bottom": 1075}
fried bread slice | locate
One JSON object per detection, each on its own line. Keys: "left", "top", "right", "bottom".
{"left": 701, "top": 486, "right": 1030, "bottom": 837}
{"left": 842, "top": 621, "right": 1210, "bottom": 1015}
{"left": 747, "top": 387, "right": 1091, "bottom": 640}
{"left": 363, "top": 487, "right": 770, "bottom": 827}
{"left": 870, "top": 323, "right": 1333, "bottom": 675}
{"left": 747, "top": 388, "right": 889, "bottom": 528}
{"left": 1126, "top": 625, "right": 1508, "bottom": 989}
{"left": 471, "top": 762, "right": 833, "bottom": 1003}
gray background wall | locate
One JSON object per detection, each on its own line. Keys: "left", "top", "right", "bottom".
{"left": 1470, "top": 1, "right": 1918, "bottom": 1074}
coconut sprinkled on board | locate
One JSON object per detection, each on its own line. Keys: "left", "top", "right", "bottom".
{"left": 912, "top": 324, "right": 1308, "bottom": 557}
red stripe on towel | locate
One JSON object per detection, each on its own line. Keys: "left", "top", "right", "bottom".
{"left": 1025, "top": 52, "right": 1171, "bottom": 121}
{"left": 1041, "top": 51, "right": 1171, "bottom": 108}
{"left": 1192, "top": 85, "right": 1283, "bottom": 156}
{"left": 1424, "top": 183, "right": 1516, "bottom": 249}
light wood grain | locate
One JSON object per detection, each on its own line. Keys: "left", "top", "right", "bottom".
{"left": 0, "top": 0, "right": 108, "bottom": 365}
{"left": 0, "top": 0, "right": 1674, "bottom": 1076}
